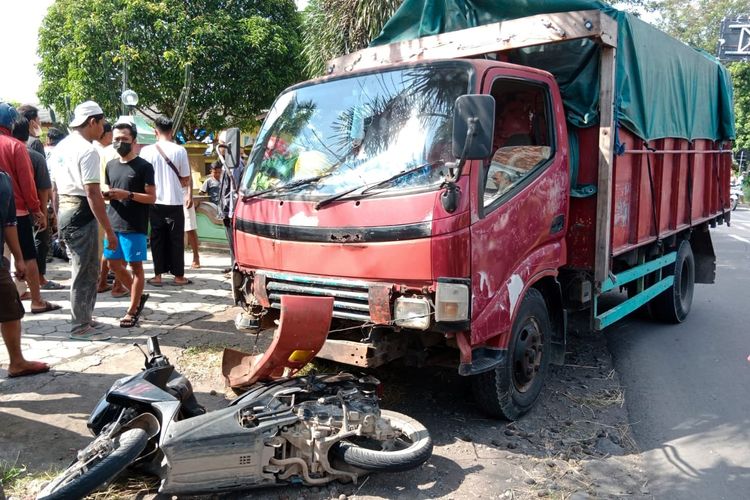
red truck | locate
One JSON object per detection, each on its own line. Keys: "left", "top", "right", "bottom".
{"left": 229, "top": 8, "right": 734, "bottom": 419}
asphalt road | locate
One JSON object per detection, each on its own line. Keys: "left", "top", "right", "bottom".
{"left": 606, "top": 208, "right": 750, "bottom": 499}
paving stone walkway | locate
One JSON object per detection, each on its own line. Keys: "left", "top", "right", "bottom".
{"left": 0, "top": 252, "right": 234, "bottom": 380}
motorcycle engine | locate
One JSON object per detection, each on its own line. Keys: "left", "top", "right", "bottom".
{"left": 238, "top": 373, "right": 393, "bottom": 484}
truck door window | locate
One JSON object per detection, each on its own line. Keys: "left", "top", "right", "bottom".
{"left": 482, "top": 81, "right": 553, "bottom": 209}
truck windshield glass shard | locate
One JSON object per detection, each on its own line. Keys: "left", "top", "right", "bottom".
{"left": 242, "top": 63, "right": 472, "bottom": 200}
{"left": 482, "top": 79, "right": 554, "bottom": 209}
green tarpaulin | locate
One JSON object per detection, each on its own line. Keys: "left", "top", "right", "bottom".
{"left": 370, "top": 0, "right": 735, "bottom": 142}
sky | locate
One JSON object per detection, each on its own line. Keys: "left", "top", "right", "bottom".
{"left": 0, "top": 0, "right": 310, "bottom": 105}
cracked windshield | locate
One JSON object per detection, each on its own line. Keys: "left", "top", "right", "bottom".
{"left": 243, "top": 64, "right": 471, "bottom": 199}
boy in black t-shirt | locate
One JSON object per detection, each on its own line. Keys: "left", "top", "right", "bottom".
{"left": 103, "top": 119, "right": 156, "bottom": 327}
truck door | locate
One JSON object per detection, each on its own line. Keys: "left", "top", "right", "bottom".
{"left": 469, "top": 72, "right": 569, "bottom": 346}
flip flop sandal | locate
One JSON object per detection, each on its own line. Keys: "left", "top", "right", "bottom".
{"left": 97, "top": 284, "right": 113, "bottom": 293}
{"left": 191, "top": 262, "right": 201, "bottom": 269}
{"left": 172, "top": 279, "right": 193, "bottom": 286}
{"left": 31, "top": 301, "right": 62, "bottom": 314}
{"left": 69, "top": 326, "right": 112, "bottom": 341}
{"left": 135, "top": 293, "right": 150, "bottom": 317}
{"left": 147, "top": 277, "right": 163, "bottom": 287}
{"left": 41, "top": 281, "right": 65, "bottom": 290}
{"left": 111, "top": 290, "right": 131, "bottom": 298}
{"left": 120, "top": 294, "right": 150, "bottom": 328}
{"left": 119, "top": 314, "right": 138, "bottom": 328}
{"left": 8, "top": 361, "right": 50, "bottom": 378}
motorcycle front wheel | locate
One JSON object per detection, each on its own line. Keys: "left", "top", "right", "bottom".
{"left": 333, "top": 409, "right": 432, "bottom": 472}
{"left": 37, "top": 428, "right": 149, "bottom": 500}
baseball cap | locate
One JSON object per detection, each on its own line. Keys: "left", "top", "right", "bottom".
{"left": 0, "top": 102, "right": 19, "bottom": 130}
{"left": 69, "top": 100, "right": 104, "bottom": 127}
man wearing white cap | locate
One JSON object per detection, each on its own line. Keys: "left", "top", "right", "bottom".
{"left": 48, "top": 101, "right": 117, "bottom": 340}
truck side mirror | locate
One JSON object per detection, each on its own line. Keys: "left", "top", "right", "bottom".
{"left": 452, "top": 95, "right": 495, "bottom": 160}
{"left": 224, "top": 127, "right": 242, "bottom": 170}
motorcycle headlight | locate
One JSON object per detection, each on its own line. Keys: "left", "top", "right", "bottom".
{"left": 435, "top": 280, "right": 470, "bottom": 322}
{"left": 394, "top": 296, "right": 431, "bottom": 330}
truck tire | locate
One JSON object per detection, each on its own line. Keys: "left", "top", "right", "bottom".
{"left": 471, "top": 288, "right": 551, "bottom": 420}
{"left": 651, "top": 239, "right": 695, "bottom": 323}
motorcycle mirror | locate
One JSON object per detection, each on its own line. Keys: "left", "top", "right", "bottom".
{"left": 147, "top": 336, "right": 162, "bottom": 357}
{"left": 224, "top": 127, "right": 242, "bottom": 170}
{"left": 133, "top": 342, "right": 148, "bottom": 362}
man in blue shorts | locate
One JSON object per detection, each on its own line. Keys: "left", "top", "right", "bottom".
{"left": 103, "top": 118, "right": 156, "bottom": 327}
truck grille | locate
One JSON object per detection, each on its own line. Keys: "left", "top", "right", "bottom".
{"left": 259, "top": 271, "right": 373, "bottom": 322}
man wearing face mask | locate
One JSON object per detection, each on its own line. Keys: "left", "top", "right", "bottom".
{"left": 103, "top": 118, "right": 155, "bottom": 328}
{"left": 17, "top": 105, "right": 45, "bottom": 157}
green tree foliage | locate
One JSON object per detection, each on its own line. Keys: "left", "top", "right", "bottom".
{"left": 645, "top": 0, "right": 748, "bottom": 53}
{"left": 38, "top": 0, "right": 304, "bottom": 133}
{"left": 301, "top": 0, "right": 401, "bottom": 77}
{"left": 730, "top": 62, "right": 750, "bottom": 150}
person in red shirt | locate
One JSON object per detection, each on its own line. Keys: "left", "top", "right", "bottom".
{"left": 0, "top": 102, "right": 61, "bottom": 314}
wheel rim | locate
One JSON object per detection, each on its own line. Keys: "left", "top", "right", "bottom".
{"left": 512, "top": 318, "right": 543, "bottom": 393}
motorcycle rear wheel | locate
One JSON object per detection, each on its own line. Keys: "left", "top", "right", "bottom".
{"left": 333, "top": 409, "right": 432, "bottom": 472}
{"left": 37, "top": 428, "right": 148, "bottom": 500}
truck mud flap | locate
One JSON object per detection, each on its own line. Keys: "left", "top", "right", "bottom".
{"left": 222, "top": 295, "right": 334, "bottom": 388}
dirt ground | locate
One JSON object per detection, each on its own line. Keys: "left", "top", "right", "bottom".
{"left": 2, "top": 308, "right": 649, "bottom": 500}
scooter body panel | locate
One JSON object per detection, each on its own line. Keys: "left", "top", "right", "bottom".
{"left": 158, "top": 403, "right": 291, "bottom": 494}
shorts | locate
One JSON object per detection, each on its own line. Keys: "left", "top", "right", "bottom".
{"left": 16, "top": 214, "right": 38, "bottom": 260}
{"left": 0, "top": 266, "right": 25, "bottom": 322}
{"left": 103, "top": 232, "right": 148, "bottom": 263}
{"left": 184, "top": 204, "right": 197, "bottom": 232}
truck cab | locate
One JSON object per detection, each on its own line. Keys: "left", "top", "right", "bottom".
{"left": 233, "top": 58, "right": 569, "bottom": 419}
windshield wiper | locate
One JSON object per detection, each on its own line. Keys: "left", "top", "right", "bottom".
{"left": 315, "top": 160, "right": 444, "bottom": 210}
{"left": 243, "top": 173, "right": 332, "bottom": 200}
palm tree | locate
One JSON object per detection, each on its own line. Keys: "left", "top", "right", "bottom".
{"left": 302, "top": 0, "right": 402, "bottom": 78}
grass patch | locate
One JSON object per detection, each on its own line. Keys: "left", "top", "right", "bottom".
{"left": 565, "top": 388, "right": 625, "bottom": 409}
{"left": 1, "top": 462, "right": 58, "bottom": 499}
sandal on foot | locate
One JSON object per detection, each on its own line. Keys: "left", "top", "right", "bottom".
{"left": 172, "top": 279, "right": 193, "bottom": 286}
{"left": 120, "top": 294, "right": 149, "bottom": 328}
{"left": 146, "top": 277, "right": 163, "bottom": 287}
{"left": 191, "top": 262, "right": 201, "bottom": 269}
{"left": 119, "top": 314, "right": 138, "bottom": 328}
{"left": 69, "top": 325, "right": 112, "bottom": 341}
{"left": 8, "top": 361, "right": 50, "bottom": 378}
{"left": 111, "top": 289, "right": 130, "bottom": 298}
{"left": 41, "top": 281, "right": 65, "bottom": 290}
{"left": 97, "top": 284, "right": 113, "bottom": 293}
{"left": 31, "top": 301, "right": 62, "bottom": 314}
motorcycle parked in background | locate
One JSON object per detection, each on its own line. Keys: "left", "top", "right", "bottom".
{"left": 731, "top": 181, "right": 743, "bottom": 211}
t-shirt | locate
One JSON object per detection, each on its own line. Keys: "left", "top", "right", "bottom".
{"left": 200, "top": 177, "right": 221, "bottom": 204}
{"left": 140, "top": 140, "right": 190, "bottom": 206}
{"left": 48, "top": 131, "right": 100, "bottom": 196}
{"left": 27, "top": 137, "right": 45, "bottom": 157}
{"left": 28, "top": 148, "right": 52, "bottom": 191}
{"left": 0, "top": 172, "right": 17, "bottom": 269}
{"left": 105, "top": 156, "right": 155, "bottom": 234}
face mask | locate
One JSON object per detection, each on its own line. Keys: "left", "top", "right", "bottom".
{"left": 114, "top": 141, "right": 132, "bottom": 157}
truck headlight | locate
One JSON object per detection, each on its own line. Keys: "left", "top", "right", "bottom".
{"left": 394, "top": 296, "right": 431, "bottom": 330}
{"left": 435, "top": 280, "right": 470, "bottom": 322}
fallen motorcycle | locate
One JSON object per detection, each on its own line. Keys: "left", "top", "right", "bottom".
{"left": 37, "top": 298, "right": 432, "bottom": 499}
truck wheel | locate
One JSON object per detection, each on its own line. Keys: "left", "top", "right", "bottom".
{"left": 651, "top": 240, "right": 695, "bottom": 323}
{"left": 471, "top": 288, "right": 551, "bottom": 420}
